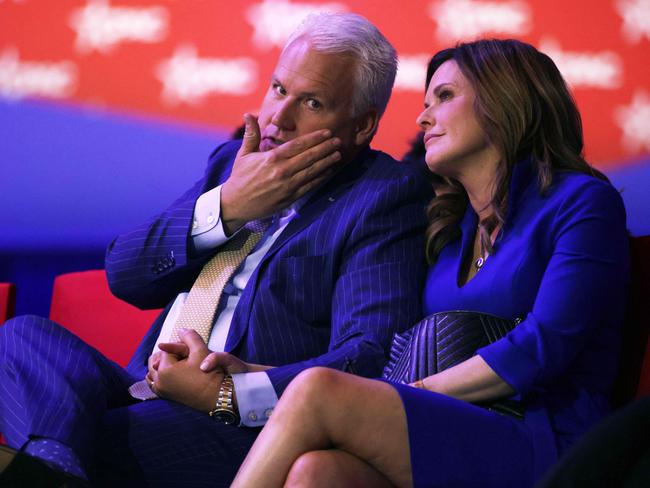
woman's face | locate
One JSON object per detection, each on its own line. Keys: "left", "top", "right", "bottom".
{"left": 416, "top": 60, "right": 496, "bottom": 179}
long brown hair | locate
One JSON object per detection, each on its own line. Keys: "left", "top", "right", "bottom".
{"left": 424, "top": 39, "right": 606, "bottom": 263}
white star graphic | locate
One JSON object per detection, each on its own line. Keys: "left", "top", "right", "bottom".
{"left": 394, "top": 54, "right": 431, "bottom": 92}
{"left": 615, "top": 90, "right": 650, "bottom": 154}
{"left": 156, "top": 45, "right": 257, "bottom": 106}
{"left": 245, "top": 0, "right": 346, "bottom": 51}
{"left": 616, "top": 0, "right": 650, "bottom": 43}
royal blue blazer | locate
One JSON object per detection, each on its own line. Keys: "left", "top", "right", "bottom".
{"left": 423, "top": 158, "right": 630, "bottom": 474}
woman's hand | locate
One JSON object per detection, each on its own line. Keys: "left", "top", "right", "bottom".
{"left": 409, "top": 379, "right": 426, "bottom": 390}
{"left": 408, "top": 355, "right": 515, "bottom": 403}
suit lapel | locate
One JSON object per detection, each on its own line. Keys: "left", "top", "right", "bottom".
{"left": 224, "top": 150, "right": 371, "bottom": 353}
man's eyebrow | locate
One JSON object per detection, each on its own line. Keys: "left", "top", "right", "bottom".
{"left": 300, "top": 90, "right": 324, "bottom": 99}
{"left": 272, "top": 76, "right": 328, "bottom": 99}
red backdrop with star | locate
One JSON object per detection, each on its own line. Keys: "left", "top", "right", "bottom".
{"left": 2, "top": 0, "right": 649, "bottom": 167}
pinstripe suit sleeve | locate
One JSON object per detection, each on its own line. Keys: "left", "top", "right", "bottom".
{"left": 105, "top": 141, "right": 239, "bottom": 310}
{"left": 266, "top": 167, "right": 432, "bottom": 394}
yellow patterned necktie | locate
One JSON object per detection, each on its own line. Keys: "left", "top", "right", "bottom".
{"left": 128, "top": 218, "right": 270, "bottom": 401}
{"left": 169, "top": 218, "right": 270, "bottom": 343}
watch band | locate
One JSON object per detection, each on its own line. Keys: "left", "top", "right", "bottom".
{"left": 209, "top": 374, "right": 240, "bottom": 424}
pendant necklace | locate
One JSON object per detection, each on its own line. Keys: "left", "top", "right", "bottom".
{"left": 474, "top": 223, "right": 487, "bottom": 270}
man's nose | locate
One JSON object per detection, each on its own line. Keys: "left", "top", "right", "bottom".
{"left": 270, "top": 99, "right": 297, "bottom": 131}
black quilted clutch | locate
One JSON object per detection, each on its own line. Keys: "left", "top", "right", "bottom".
{"left": 382, "top": 310, "right": 524, "bottom": 418}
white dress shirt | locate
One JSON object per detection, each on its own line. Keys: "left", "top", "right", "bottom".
{"left": 152, "top": 185, "right": 303, "bottom": 427}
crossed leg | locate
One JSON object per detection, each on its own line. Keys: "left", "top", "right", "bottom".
{"left": 285, "top": 449, "right": 395, "bottom": 488}
{"left": 231, "top": 367, "right": 413, "bottom": 488}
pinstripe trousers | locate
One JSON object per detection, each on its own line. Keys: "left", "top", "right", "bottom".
{"left": 0, "top": 315, "right": 260, "bottom": 487}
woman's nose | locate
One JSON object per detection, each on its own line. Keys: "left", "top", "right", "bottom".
{"left": 416, "top": 107, "right": 432, "bottom": 131}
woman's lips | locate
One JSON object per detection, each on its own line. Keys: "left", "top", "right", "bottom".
{"left": 424, "top": 133, "right": 443, "bottom": 146}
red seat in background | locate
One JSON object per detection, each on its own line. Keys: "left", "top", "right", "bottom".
{"left": 0, "top": 283, "right": 16, "bottom": 325}
{"left": 49, "top": 269, "right": 162, "bottom": 368}
{"left": 0, "top": 283, "right": 15, "bottom": 444}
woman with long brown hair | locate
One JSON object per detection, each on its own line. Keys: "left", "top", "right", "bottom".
{"left": 228, "top": 39, "right": 630, "bottom": 487}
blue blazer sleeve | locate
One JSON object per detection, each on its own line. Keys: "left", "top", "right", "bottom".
{"left": 266, "top": 168, "right": 431, "bottom": 394}
{"left": 478, "top": 178, "right": 630, "bottom": 395}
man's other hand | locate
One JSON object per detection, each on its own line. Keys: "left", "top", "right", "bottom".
{"left": 145, "top": 350, "right": 162, "bottom": 385}
{"left": 199, "top": 351, "right": 272, "bottom": 374}
{"left": 153, "top": 329, "right": 223, "bottom": 413}
{"left": 220, "top": 113, "right": 342, "bottom": 234}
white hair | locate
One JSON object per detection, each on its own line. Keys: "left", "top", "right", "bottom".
{"left": 283, "top": 12, "right": 397, "bottom": 120}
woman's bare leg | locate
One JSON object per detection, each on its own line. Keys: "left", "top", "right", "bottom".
{"left": 285, "top": 449, "right": 394, "bottom": 488}
{"left": 232, "top": 367, "right": 412, "bottom": 488}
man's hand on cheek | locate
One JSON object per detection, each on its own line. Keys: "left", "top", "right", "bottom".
{"left": 220, "top": 113, "right": 343, "bottom": 234}
{"left": 154, "top": 329, "right": 223, "bottom": 413}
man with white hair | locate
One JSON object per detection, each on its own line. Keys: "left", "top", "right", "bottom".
{"left": 0, "top": 12, "right": 430, "bottom": 486}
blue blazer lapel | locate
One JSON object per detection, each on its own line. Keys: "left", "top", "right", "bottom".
{"left": 266, "top": 180, "right": 354, "bottom": 259}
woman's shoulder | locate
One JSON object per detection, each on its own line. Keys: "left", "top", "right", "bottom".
{"left": 542, "top": 170, "right": 627, "bottom": 231}
{"left": 547, "top": 170, "right": 623, "bottom": 209}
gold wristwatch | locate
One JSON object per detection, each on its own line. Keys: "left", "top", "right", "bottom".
{"left": 209, "top": 374, "right": 240, "bottom": 425}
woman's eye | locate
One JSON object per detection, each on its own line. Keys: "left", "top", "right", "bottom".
{"left": 306, "top": 99, "right": 322, "bottom": 110}
{"left": 438, "top": 90, "right": 453, "bottom": 101}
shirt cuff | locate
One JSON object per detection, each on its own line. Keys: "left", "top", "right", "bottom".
{"left": 192, "top": 186, "right": 229, "bottom": 252}
{"left": 232, "top": 371, "right": 279, "bottom": 427}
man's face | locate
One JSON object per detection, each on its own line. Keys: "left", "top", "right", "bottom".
{"left": 257, "top": 40, "right": 363, "bottom": 159}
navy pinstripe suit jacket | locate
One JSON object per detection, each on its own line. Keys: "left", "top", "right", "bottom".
{"left": 105, "top": 140, "right": 432, "bottom": 395}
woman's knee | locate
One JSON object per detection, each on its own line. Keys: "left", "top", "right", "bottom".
{"left": 284, "top": 451, "right": 340, "bottom": 488}
{"left": 284, "top": 367, "right": 347, "bottom": 410}
{"left": 285, "top": 450, "right": 393, "bottom": 488}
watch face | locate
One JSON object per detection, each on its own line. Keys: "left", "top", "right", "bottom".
{"left": 212, "top": 408, "right": 239, "bottom": 425}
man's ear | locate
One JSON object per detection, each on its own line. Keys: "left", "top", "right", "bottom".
{"left": 353, "top": 108, "right": 379, "bottom": 146}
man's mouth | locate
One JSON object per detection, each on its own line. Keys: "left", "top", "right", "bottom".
{"left": 260, "top": 136, "right": 285, "bottom": 151}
